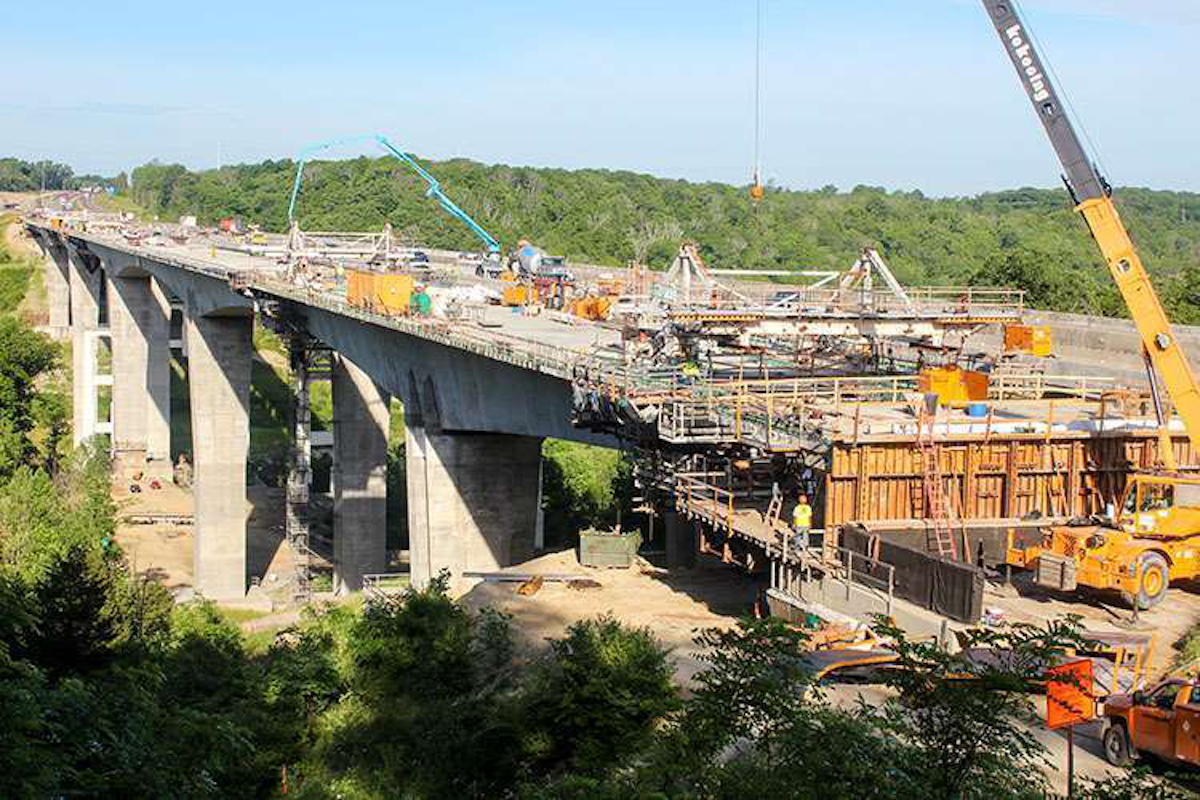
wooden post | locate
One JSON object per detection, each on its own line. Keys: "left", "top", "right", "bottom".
{"left": 1005, "top": 441, "right": 1020, "bottom": 519}
{"left": 1067, "top": 725, "right": 1076, "bottom": 799}
{"left": 857, "top": 446, "right": 871, "bottom": 521}
{"left": 965, "top": 443, "right": 978, "bottom": 518}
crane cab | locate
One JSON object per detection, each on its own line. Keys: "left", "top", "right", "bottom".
{"left": 1007, "top": 474, "right": 1200, "bottom": 610}
{"left": 1113, "top": 475, "right": 1200, "bottom": 538}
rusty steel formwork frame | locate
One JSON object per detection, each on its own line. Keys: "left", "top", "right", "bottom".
{"left": 824, "top": 432, "right": 1200, "bottom": 529}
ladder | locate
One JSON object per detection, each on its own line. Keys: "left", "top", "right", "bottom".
{"left": 917, "top": 409, "right": 959, "bottom": 560}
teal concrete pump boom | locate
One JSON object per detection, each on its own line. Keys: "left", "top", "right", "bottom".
{"left": 286, "top": 133, "right": 501, "bottom": 254}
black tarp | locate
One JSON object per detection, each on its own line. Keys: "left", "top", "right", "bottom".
{"left": 841, "top": 525, "right": 984, "bottom": 624}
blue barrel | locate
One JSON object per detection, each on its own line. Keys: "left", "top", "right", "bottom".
{"left": 966, "top": 403, "right": 989, "bottom": 418}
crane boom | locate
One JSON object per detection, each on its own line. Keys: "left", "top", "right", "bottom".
{"left": 286, "top": 134, "right": 501, "bottom": 254}
{"left": 982, "top": 0, "right": 1200, "bottom": 456}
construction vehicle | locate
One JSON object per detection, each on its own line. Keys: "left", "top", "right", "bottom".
{"left": 984, "top": 1, "right": 1200, "bottom": 608}
{"left": 1100, "top": 678, "right": 1200, "bottom": 768}
{"left": 506, "top": 241, "right": 575, "bottom": 283}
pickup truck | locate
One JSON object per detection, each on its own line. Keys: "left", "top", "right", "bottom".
{"left": 1102, "top": 678, "right": 1200, "bottom": 768}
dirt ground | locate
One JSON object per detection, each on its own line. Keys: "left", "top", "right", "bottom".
{"left": 113, "top": 477, "right": 297, "bottom": 609}
{"left": 981, "top": 570, "right": 1200, "bottom": 680}
{"left": 459, "top": 549, "right": 758, "bottom": 684}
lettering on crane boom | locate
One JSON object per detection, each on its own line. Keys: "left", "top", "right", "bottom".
{"left": 1004, "top": 25, "right": 1051, "bottom": 103}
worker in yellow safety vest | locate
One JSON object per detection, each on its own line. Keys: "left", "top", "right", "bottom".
{"left": 792, "top": 494, "right": 813, "bottom": 552}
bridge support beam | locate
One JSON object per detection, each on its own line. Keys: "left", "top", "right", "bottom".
{"left": 46, "top": 245, "right": 71, "bottom": 339}
{"left": 332, "top": 355, "right": 390, "bottom": 594}
{"left": 186, "top": 313, "right": 253, "bottom": 600}
{"left": 68, "top": 250, "right": 103, "bottom": 447}
{"left": 108, "top": 275, "right": 171, "bottom": 471}
{"left": 406, "top": 426, "right": 542, "bottom": 589}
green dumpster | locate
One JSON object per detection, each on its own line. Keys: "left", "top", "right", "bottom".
{"left": 579, "top": 528, "right": 642, "bottom": 568}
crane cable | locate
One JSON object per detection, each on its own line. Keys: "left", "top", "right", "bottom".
{"left": 751, "top": 0, "right": 765, "bottom": 202}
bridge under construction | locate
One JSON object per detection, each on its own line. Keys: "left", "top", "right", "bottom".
{"left": 22, "top": 202, "right": 1191, "bottom": 634}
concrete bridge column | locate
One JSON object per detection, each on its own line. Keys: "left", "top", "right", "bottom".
{"left": 406, "top": 425, "right": 543, "bottom": 589}
{"left": 67, "top": 250, "right": 103, "bottom": 446}
{"left": 332, "top": 355, "right": 390, "bottom": 594}
{"left": 45, "top": 245, "right": 71, "bottom": 339}
{"left": 108, "top": 275, "right": 171, "bottom": 471}
{"left": 664, "top": 510, "right": 697, "bottom": 569}
{"left": 186, "top": 312, "right": 253, "bottom": 600}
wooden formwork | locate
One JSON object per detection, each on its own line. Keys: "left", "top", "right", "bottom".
{"left": 824, "top": 433, "right": 1199, "bottom": 528}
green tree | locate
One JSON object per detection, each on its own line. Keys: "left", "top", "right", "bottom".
{"left": 523, "top": 614, "right": 677, "bottom": 776}
{"left": 0, "top": 318, "right": 58, "bottom": 478}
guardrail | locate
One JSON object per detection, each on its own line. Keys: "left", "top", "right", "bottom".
{"left": 675, "top": 473, "right": 738, "bottom": 538}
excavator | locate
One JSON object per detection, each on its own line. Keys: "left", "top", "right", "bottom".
{"left": 982, "top": 1, "right": 1200, "bottom": 609}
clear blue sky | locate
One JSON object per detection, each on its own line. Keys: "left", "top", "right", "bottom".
{"left": 2, "top": 0, "right": 1196, "bottom": 195}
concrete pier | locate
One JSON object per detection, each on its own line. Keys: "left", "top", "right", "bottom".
{"left": 406, "top": 426, "right": 543, "bottom": 589}
{"left": 46, "top": 245, "right": 71, "bottom": 339}
{"left": 664, "top": 510, "right": 697, "bottom": 569}
{"left": 331, "top": 355, "right": 390, "bottom": 594}
{"left": 108, "top": 275, "right": 171, "bottom": 470}
{"left": 67, "top": 249, "right": 103, "bottom": 446}
{"left": 186, "top": 313, "right": 253, "bottom": 600}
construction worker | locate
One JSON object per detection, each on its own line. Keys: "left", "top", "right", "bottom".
{"left": 792, "top": 494, "right": 813, "bottom": 552}
{"left": 174, "top": 453, "right": 192, "bottom": 489}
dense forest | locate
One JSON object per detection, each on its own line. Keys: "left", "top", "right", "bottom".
{"left": 0, "top": 157, "right": 125, "bottom": 194}
{"left": 127, "top": 156, "right": 1200, "bottom": 320}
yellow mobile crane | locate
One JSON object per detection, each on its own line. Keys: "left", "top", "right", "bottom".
{"left": 983, "top": 1, "right": 1200, "bottom": 609}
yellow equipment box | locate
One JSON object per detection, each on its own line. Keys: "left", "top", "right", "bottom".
{"left": 1003, "top": 324, "right": 1053, "bottom": 357}
{"left": 346, "top": 269, "right": 375, "bottom": 309}
{"left": 502, "top": 285, "right": 530, "bottom": 307}
{"left": 919, "top": 366, "right": 989, "bottom": 406}
{"left": 372, "top": 273, "right": 414, "bottom": 315}
{"left": 570, "top": 297, "right": 612, "bottom": 321}
{"left": 346, "top": 270, "right": 414, "bottom": 316}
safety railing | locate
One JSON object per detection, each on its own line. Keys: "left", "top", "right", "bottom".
{"left": 675, "top": 473, "right": 738, "bottom": 537}
{"left": 988, "top": 373, "right": 1115, "bottom": 401}
{"left": 669, "top": 284, "right": 1025, "bottom": 319}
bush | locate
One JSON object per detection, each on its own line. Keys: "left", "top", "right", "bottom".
{"left": 524, "top": 614, "right": 677, "bottom": 776}
{"left": 0, "top": 267, "right": 32, "bottom": 314}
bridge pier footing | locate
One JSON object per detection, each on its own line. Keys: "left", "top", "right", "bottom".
{"left": 332, "top": 355, "right": 390, "bottom": 595}
{"left": 406, "top": 426, "right": 543, "bottom": 589}
{"left": 108, "top": 274, "right": 171, "bottom": 472}
{"left": 186, "top": 313, "right": 253, "bottom": 600}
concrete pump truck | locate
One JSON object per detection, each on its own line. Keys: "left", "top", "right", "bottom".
{"left": 981, "top": 1, "right": 1200, "bottom": 609}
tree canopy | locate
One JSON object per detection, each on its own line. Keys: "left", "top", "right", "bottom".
{"left": 127, "top": 155, "right": 1200, "bottom": 317}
